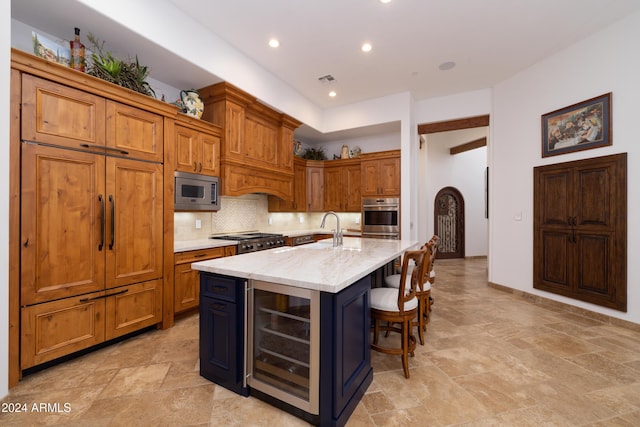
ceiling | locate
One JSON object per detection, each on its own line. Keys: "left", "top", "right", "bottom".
{"left": 11, "top": 0, "right": 640, "bottom": 142}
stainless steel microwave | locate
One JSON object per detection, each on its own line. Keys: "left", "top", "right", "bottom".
{"left": 174, "top": 171, "right": 220, "bottom": 211}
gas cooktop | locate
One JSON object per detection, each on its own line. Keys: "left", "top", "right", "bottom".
{"left": 210, "top": 232, "right": 286, "bottom": 254}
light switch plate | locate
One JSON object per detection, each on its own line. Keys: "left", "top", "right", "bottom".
{"left": 195, "top": 219, "right": 202, "bottom": 229}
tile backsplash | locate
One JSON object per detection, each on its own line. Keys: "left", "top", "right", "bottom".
{"left": 174, "top": 194, "right": 361, "bottom": 240}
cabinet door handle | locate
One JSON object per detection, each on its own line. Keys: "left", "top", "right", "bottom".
{"left": 199, "top": 162, "right": 203, "bottom": 172}
{"left": 80, "top": 143, "right": 129, "bottom": 156}
{"left": 193, "top": 253, "right": 208, "bottom": 258}
{"left": 98, "top": 194, "right": 105, "bottom": 251}
{"left": 79, "top": 289, "right": 128, "bottom": 302}
{"left": 193, "top": 161, "right": 197, "bottom": 172}
{"left": 109, "top": 195, "right": 115, "bottom": 250}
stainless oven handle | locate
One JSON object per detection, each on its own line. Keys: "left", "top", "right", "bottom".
{"left": 362, "top": 231, "right": 400, "bottom": 238}
{"left": 362, "top": 204, "right": 399, "bottom": 209}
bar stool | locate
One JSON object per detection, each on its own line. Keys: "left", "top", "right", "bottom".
{"left": 384, "top": 238, "right": 437, "bottom": 345}
{"left": 370, "top": 247, "right": 428, "bottom": 378}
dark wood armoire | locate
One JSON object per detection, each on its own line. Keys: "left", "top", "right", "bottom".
{"left": 533, "top": 153, "right": 627, "bottom": 311}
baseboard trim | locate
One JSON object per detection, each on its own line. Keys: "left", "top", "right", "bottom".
{"left": 488, "top": 281, "right": 640, "bottom": 332}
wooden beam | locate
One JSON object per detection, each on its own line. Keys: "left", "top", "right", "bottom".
{"left": 418, "top": 114, "right": 490, "bottom": 135}
{"left": 450, "top": 137, "right": 487, "bottom": 155}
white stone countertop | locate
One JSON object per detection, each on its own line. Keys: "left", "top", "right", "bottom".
{"left": 174, "top": 239, "right": 238, "bottom": 252}
{"left": 191, "top": 237, "right": 417, "bottom": 293}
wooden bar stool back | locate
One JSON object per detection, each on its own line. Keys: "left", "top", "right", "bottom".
{"left": 384, "top": 240, "right": 435, "bottom": 345}
{"left": 370, "top": 247, "right": 428, "bottom": 378}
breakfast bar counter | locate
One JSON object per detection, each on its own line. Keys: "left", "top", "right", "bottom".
{"left": 191, "top": 237, "right": 418, "bottom": 293}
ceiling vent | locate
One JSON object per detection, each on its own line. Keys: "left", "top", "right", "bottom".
{"left": 318, "top": 74, "right": 336, "bottom": 83}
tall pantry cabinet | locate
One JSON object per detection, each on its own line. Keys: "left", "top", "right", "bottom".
{"left": 11, "top": 51, "right": 173, "bottom": 374}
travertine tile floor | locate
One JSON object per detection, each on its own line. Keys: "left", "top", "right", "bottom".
{"left": 3, "top": 257, "right": 640, "bottom": 426}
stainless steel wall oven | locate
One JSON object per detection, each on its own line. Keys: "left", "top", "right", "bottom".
{"left": 361, "top": 197, "right": 400, "bottom": 239}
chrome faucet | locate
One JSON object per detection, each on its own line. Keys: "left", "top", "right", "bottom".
{"left": 320, "top": 211, "right": 343, "bottom": 247}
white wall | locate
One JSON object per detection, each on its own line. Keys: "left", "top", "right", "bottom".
{"left": 422, "top": 128, "right": 488, "bottom": 256}
{"left": 1, "top": 0, "right": 11, "bottom": 400}
{"left": 490, "top": 10, "right": 640, "bottom": 323}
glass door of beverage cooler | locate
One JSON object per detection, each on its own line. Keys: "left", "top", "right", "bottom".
{"left": 247, "top": 280, "right": 320, "bottom": 415}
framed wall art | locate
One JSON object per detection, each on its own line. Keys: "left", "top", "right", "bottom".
{"left": 541, "top": 92, "right": 611, "bottom": 158}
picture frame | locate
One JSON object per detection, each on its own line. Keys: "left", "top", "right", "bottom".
{"left": 32, "top": 31, "right": 71, "bottom": 67}
{"left": 541, "top": 92, "right": 611, "bottom": 158}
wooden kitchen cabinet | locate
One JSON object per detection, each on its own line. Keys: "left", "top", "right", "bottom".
{"left": 20, "top": 143, "right": 105, "bottom": 305}
{"left": 106, "top": 156, "right": 164, "bottom": 288}
{"left": 21, "top": 290, "right": 106, "bottom": 369}
{"left": 21, "top": 74, "right": 106, "bottom": 150}
{"left": 21, "top": 279, "right": 163, "bottom": 369}
{"left": 105, "top": 279, "right": 163, "bottom": 340}
{"left": 361, "top": 150, "right": 400, "bottom": 197}
{"left": 198, "top": 82, "right": 301, "bottom": 200}
{"left": 268, "top": 157, "right": 308, "bottom": 212}
{"left": 323, "top": 158, "right": 361, "bottom": 212}
{"left": 106, "top": 100, "right": 164, "bottom": 163}
{"left": 16, "top": 55, "right": 169, "bottom": 374}
{"left": 20, "top": 144, "right": 164, "bottom": 303}
{"left": 174, "top": 246, "right": 231, "bottom": 314}
{"left": 306, "top": 163, "right": 325, "bottom": 211}
{"left": 174, "top": 114, "right": 222, "bottom": 176}
{"left": 268, "top": 158, "right": 325, "bottom": 212}
{"left": 21, "top": 75, "right": 164, "bottom": 163}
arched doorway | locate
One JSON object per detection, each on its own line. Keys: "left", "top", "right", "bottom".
{"left": 434, "top": 187, "right": 465, "bottom": 259}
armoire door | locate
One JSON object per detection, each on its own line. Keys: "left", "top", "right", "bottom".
{"left": 534, "top": 153, "right": 627, "bottom": 311}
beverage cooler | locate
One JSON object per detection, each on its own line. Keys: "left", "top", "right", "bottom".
{"left": 247, "top": 280, "right": 320, "bottom": 416}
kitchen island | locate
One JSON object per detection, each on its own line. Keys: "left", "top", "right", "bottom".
{"left": 192, "top": 237, "right": 417, "bottom": 426}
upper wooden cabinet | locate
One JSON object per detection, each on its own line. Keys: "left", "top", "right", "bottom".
{"left": 106, "top": 101, "right": 164, "bottom": 163}
{"left": 268, "top": 157, "right": 307, "bottom": 212}
{"left": 306, "top": 163, "right": 325, "bottom": 212}
{"left": 268, "top": 158, "right": 325, "bottom": 212}
{"left": 174, "top": 114, "right": 222, "bottom": 176}
{"left": 21, "top": 74, "right": 164, "bottom": 163}
{"left": 198, "top": 82, "right": 301, "bottom": 199}
{"left": 323, "top": 159, "right": 361, "bottom": 212}
{"left": 360, "top": 150, "right": 400, "bottom": 197}
{"left": 21, "top": 74, "right": 106, "bottom": 149}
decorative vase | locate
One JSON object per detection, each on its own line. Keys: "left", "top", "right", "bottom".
{"left": 179, "top": 89, "right": 204, "bottom": 119}
{"left": 341, "top": 145, "right": 350, "bottom": 159}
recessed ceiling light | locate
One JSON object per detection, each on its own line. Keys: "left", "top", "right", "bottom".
{"left": 380, "top": 0, "right": 392, "bottom": 3}
{"left": 268, "top": 38, "right": 280, "bottom": 48}
{"left": 329, "top": 91, "right": 337, "bottom": 97}
{"left": 361, "top": 43, "right": 372, "bottom": 53}
{"left": 438, "top": 61, "right": 456, "bottom": 71}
